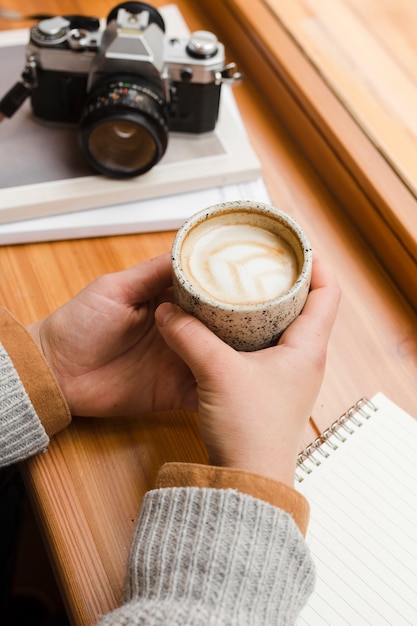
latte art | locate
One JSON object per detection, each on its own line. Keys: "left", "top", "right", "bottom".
{"left": 173, "top": 201, "right": 312, "bottom": 351}
{"left": 181, "top": 221, "right": 299, "bottom": 305}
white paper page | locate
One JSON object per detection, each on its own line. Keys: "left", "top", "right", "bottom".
{"left": 296, "top": 392, "right": 417, "bottom": 625}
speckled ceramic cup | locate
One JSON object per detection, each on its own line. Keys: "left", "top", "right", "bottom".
{"left": 171, "top": 200, "right": 312, "bottom": 351}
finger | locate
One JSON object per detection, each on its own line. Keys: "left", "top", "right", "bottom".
{"left": 97, "top": 253, "right": 173, "bottom": 305}
{"left": 279, "top": 253, "right": 341, "bottom": 349}
{"left": 128, "top": 253, "right": 173, "bottom": 300}
{"left": 155, "top": 302, "right": 232, "bottom": 381}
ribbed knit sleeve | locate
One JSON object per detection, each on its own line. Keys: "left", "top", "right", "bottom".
{"left": 0, "top": 343, "right": 49, "bottom": 467}
{"left": 98, "top": 487, "right": 315, "bottom": 625}
{"left": 0, "top": 306, "right": 71, "bottom": 467}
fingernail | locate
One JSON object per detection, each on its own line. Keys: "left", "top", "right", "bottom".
{"left": 155, "top": 302, "right": 177, "bottom": 327}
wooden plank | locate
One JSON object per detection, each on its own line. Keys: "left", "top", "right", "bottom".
{"left": 344, "top": 0, "right": 417, "bottom": 78}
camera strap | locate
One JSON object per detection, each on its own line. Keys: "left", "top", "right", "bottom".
{"left": 0, "top": 56, "right": 37, "bottom": 121}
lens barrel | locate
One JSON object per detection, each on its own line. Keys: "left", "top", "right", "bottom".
{"left": 79, "top": 77, "right": 169, "bottom": 178}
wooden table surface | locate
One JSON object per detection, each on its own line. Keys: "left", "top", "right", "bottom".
{"left": 1, "top": 1, "right": 416, "bottom": 624}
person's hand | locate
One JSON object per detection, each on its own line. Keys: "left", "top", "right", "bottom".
{"left": 28, "top": 254, "right": 197, "bottom": 417}
{"left": 155, "top": 254, "right": 340, "bottom": 486}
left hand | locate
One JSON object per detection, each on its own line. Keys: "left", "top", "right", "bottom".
{"left": 28, "top": 254, "right": 197, "bottom": 417}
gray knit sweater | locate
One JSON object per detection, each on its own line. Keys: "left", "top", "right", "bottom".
{"left": 0, "top": 340, "right": 315, "bottom": 624}
{"left": 99, "top": 487, "right": 315, "bottom": 625}
{"left": 0, "top": 343, "right": 49, "bottom": 465}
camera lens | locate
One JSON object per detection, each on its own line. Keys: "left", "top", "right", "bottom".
{"left": 79, "top": 78, "right": 168, "bottom": 178}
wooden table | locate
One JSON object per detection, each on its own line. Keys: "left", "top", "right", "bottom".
{"left": 1, "top": 1, "right": 416, "bottom": 624}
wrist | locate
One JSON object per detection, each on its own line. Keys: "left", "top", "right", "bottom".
{"left": 208, "top": 448, "right": 297, "bottom": 487}
{"left": 27, "top": 320, "right": 42, "bottom": 351}
{"left": 208, "top": 433, "right": 299, "bottom": 487}
{"left": 0, "top": 309, "right": 72, "bottom": 438}
{"left": 219, "top": 462, "right": 296, "bottom": 488}
{"left": 27, "top": 321, "right": 73, "bottom": 415}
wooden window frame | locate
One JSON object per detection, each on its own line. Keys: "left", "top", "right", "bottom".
{"left": 200, "top": 0, "right": 417, "bottom": 311}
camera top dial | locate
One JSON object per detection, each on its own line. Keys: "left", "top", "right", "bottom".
{"left": 31, "top": 17, "right": 72, "bottom": 46}
{"left": 30, "top": 15, "right": 101, "bottom": 49}
{"left": 186, "top": 31, "right": 219, "bottom": 59}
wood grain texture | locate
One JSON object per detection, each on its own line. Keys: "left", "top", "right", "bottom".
{"left": 1, "top": 1, "right": 417, "bottom": 624}
{"left": 266, "top": 0, "right": 417, "bottom": 195}
{"left": 23, "top": 410, "right": 208, "bottom": 623}
{"left": 199, "top": 0, "right": 417, "bottom": 311}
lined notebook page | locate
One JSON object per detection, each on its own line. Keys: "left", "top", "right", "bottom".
{"left": 296, "top": 392, "right": 417, "bottom": 625}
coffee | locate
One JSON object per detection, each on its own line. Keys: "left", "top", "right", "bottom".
{"left": 172, "top": 201, "right": 312, "bottom": 351}
{"left": 180, "top": 217, "right": 299, "bottom": 305}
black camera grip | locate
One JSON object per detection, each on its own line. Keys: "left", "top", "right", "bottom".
{"left": 0, "top": 81, "right": 32, "bottom": 118}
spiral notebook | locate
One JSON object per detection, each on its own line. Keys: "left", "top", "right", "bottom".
{"left": 295, "top": 392, "right": 417, "bottom": 625}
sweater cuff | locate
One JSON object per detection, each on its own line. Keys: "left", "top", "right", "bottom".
{"left": 155, "top": 462, "right": 310, "bottom": 536}
{"left": 0, "top": 307, "right": 71, "bottom": 437}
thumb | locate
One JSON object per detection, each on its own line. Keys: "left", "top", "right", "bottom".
{"left": 155, "top": 302, "right": 229, "bottom": 380}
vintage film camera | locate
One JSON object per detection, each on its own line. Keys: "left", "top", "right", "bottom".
{"left": 0, "top": 2, "right": 241, "bottom": 178}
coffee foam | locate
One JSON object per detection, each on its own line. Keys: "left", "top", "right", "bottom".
{"left": 180, "top": 218, "right": 299, "bottom": 305}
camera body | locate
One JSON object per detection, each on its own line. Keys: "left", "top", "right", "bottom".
{"left": 11, "top": 2, "right": 241, "bottom": 177}
{"left": 28, "top": 7, "right": 225, "bottom": 133}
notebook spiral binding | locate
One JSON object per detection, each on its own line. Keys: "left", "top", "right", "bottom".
{"left": 295, "top": 397, "right": 378, "bottom": 483}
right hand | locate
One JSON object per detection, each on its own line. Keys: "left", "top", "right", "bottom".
{"left": 155, "top": 253, "right": 340, "bottom": 486}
